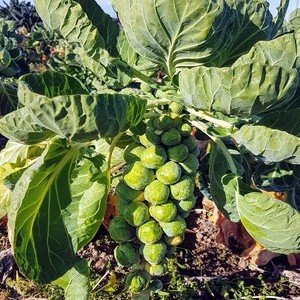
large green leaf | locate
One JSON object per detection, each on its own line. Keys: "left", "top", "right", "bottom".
{"left": 112, "top": 0, "right": 230, "bottom": 77}
{"left": 237, "top": 192, "right": 300, "bottom": 254}
{"left": 234, "top": 31, "right": 300, "bottom": 72}
{"left": 234, "top": 109, "right": 300, "bottom": 164}
{"left": 54, "top": 259, "right": 90, "bottom": 300}
{"left": 0, "top": 107, "right": 55, "bottom": 144}
{"left": 179, "top": 62, "right": 298, "bottom": 116}
{"left": 0, "top": 81, "right": 18, "bottom": 116}
{"left": 9, "top": 139, "right": 80, "bottom": 284}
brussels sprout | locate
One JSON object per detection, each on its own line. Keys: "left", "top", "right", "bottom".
{"left": 144, "top": 180, "right": 170, "bottom": 205}
{"left": 180, "top": 211, "right": 191, "bottom": 218}
{"left": 169, "top": 102, "right": 183, "bottom": 114}
{"left": 190, "top": 145, "right": 200, "bottom": 157}
{"left": 149, "top": 202, "right": 177, "bottom": 222}
{"left": 161, "top": 128, "right": 181, "bottom": 146}
{"left": 145, "top": 260, "right": 167, "bottom": 276}
{"left": 182, "top": 135, "right": 197, "bottom": 150}
{"left": 149, "top": 279, "right": 163, "bottom": 292}
{"left": 153, "top": 116, "right": 173, "bottom": 131}
{"left": 139, "top": 127, "right": 160, "bottom": 147}
{"left": 124, "top": 202, "right": 150, "bottom": 227}
{"left": 137, "top": 220, "right": 162, "bottom": 245}
{"left": 116, "top": 197, "right": 131, "bottom": 216}
{"left": 168, "top": 144, "right": 189, "bottom": 162}
{"left": 141, "top": 145, "right": 167, "bottom": 169}
{"left": 170, "top": 175, "right": 194, "bottom": 200}
{"left": 125, "top": 270, "right": 150, "bottom": 292}
{"left": 160, "top": 215, "right": 187, "bottom": 237}
{"left": 116, "top": 181, "right": 144, "bottom": 202}
{"left": 124, "top": 161, "right": 154, "bottom": 190}
{"left": 114, "top": 243, "right": 140, "bottom": 267}
{"left": 156, "top": 161, "right": 181, "bottom": 185}
{"left": 178, "top": 123, "right": 192, "bottom": 137}
{"left": 140, "top": 82, "right": 151, "bottom": 93}
{"left": 109, "top": 216, "right": 135, "bottom": 242}
{"left": 179, "top": 154, "right": 200, "bottom": 175}
{"left": 164, "top": 234, "right": 185, "bottom": 246}
{"left": 175, "top": 195, "right": 196, "bottom": 215}
{"left": 142, "top": 242, "right": 167, "bottom": 265}
{"left": 124, "top": 143, "right": 145, "bottom": 163}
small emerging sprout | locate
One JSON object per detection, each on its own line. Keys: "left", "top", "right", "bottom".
{"left": 124, "top": 161, "right": 154, "bottom": 190}
{"left": 161, "top": 128, "right": 181, "bottom": 146}
{"left": 109, "top": 216, "right": 135, "bottom": 242}
{"left": 179, "top": 154, "right": 200, "bottom": 175}
{"left": 142, "top": 242, "right": 167, "bottom": 265}
{"left": 149, "top": 201, "right": 177, "bottom": 222}
{"left": 144, "top": 180, "right": 170, "bottom": 205}
{"left": 114, "top": 243, "right": 140, "bottom": 267}
{"left": 164, "top": 234, "right": 185, "bottom": 246}
{"left": 160, "top": 215, "right": 187, "bottom": 237}
{"left": 125, "top": 270, "right": 150, "bottom": 292}
{"left": 169, "top": 102, "right": 184, "bottom": 114}
{"left": 168, "top": 144, "right": 189, "bottom": 162}
{"left": 145, "top": 259, "right": 167, "bottom": 276}
{"left": 137, "top": 220, "right": 162, "bottom": 245}
{"left": 170, "top": 175, "right": 194, "bottom": 200}
{"left": 124, "top": 202, "right": 150, "bottom": 227}
{"left": 178, "top": 123, "right": 192, "bottom": 137}
{"left": 156, "top": 161, "right": 182, "bottom": 185}
{"left": 141, "top": 145, "right": 167, "bottom": 169}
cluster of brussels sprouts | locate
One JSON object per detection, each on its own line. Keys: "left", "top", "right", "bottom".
{"left": 109, "top": 104, "right": 200, "bottom": 293}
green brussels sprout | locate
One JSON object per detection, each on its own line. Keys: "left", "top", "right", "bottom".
{"left": 124, "top": 161, "right": 154, "bottom": 190}
{"left": 170, "top": 175, "right": 194, "bottom": 200}
{"left": 156, "top": 161, "right": 182, "bottom": 185}
{"left": 140, "top": 82, "right": 152, "bottom": 93}
{"left": 169, "top": 102, "right": 183, "bottom": 114}
{"left": 153, "top": 116, "right": 173, "bottom": 131}
{"left": 139, "top": 127, "right": 160, "bottom": 147}
{"left": 149, "top": 279, "right": 163, "bottom": 292}
{"left": 116, "top": 181, "right": 144, "bottom": 202}
{"left": 180, "top": 211, "right": 191, "bottom": 218}
{"left": 160, "top": 215, "right": 187, "bottom": 237}
{"left": 175, "top": 195, "right": 196, "bottom": 214}
{"left": 161, "top": 128, "right": 181, "bottom": 146}
{"left": 124, "top": 202, "right": 150, "bottom": 227}
{"left": 190, "top": 145, "right": 200, "bottom": 157}
{"left": 182, "top": 135, "right": 197, "bottom": 150}
{"left": 168, "top": 144, "right": 189, "bottom": 162}
{"left": 179, "top": 154, "right": 199, "bottom": 175}
{"left": 137, "top": 220, "right": 162, "bottom": 245}
{"left": 142, "top": 242, "right": 167, "bottom": 265}
{"left": 149, "top": 202, "right": 177, "bottom": 222}
{"left": 109, "top": 216, "right": 135, "bottom": 242}
{"left": 140, "top": 145, "right": 167, "bottom": 169}
{"left": 178, "top": 123, "right": 192, "bottom": 137}
{"left": 144, "top": 180, "right": 170, "bottom": 205}
{"left": 146, "top": 260, "right": 167, "bottom": 276}
{"left": 164, "top": 234, "right": 185, "bottom": 246}
{"left": 114, "top": 243, "right": 140, "bottom": 267}
{"left": 124, "top": 143, "right": 145, "bottom": 163}
{"left": 116, "top": 197, "right": 131, "bottom": 216}
{"left": 125, "top": 270, "right": 150, "bottom": 292}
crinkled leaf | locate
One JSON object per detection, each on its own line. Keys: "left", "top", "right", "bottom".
{"left": 0, "top": 81, "right": 18, "bottom": 116}
{"left": 237, "top": 192, "right": 300, "bottom": 254}
{"left": 0, "top": 107, "right": 55, "bottom": 145}
{"left": 112, "top": 0, "right": 230, "bottom": 77}
{"left": 180, "top": 63, "right": 298, "bottom": 116}
{"left": 234, "top": 31, "right": 300, "bottom": 72}
{"left": 54, "top": 259, "right": 90, "bottom": 300}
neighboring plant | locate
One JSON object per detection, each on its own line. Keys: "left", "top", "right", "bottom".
{"left": 0, "top": 0, "right": 299, "bottom": 299}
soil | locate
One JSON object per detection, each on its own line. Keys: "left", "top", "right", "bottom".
{"left": 1, "top": 197, "right": 300, "bottom": 299}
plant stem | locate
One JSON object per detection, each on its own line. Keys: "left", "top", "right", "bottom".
{"left": 187, "top": 108, "right": 236, "bottom": 130}
{"left": 107, "top": 132, "right": 125, "bottom": 181}
{"left": 191, "top": 120, "right": 237, "bottom": 173}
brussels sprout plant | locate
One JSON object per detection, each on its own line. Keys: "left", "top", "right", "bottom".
{"left": 0, "top": 0, "right": 299, "bottom": 299}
